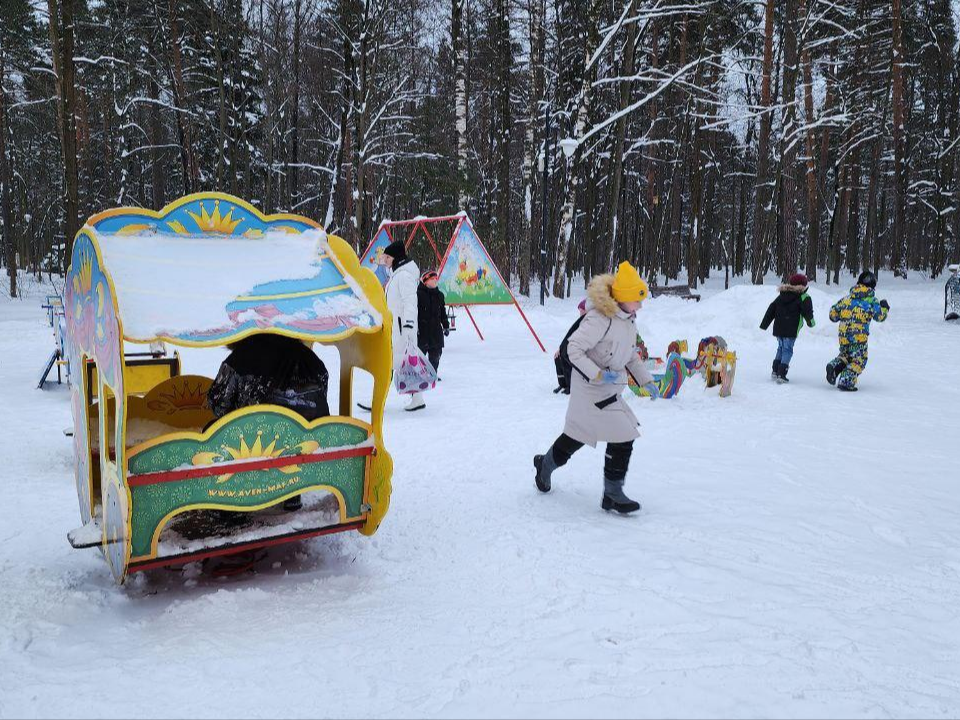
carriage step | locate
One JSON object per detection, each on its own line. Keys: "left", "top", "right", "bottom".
{"left": 67, "top": 519, "right": 103, "bottom": 549}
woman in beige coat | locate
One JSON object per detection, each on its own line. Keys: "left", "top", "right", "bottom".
{"left": 534, "top": 262, "right": 659, "bottom": 514}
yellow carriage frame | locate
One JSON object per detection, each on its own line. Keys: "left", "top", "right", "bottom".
{"left": 63, "top": 192, "right": 394, "bottom": 584}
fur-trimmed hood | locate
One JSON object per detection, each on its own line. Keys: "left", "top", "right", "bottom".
{"left": 587, "top": 274, "right": 621, "bottom": 318}
{"left": 778, "top": 283, "right": 808, "bottom": 294}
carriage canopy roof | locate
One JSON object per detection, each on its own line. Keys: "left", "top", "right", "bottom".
{"left": 84, "top": 194, "right": 382, "bottom": 347}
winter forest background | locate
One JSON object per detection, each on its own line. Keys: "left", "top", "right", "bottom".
{"left": 1, "top": 0, "right": 959, "bottom": 300}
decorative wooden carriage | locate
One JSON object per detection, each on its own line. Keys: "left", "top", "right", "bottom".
{"left": 63, "top": 192, "right": 393, "bottom": 584}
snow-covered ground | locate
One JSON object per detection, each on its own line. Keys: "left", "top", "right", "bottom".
{"left": 2, "top": 271, "right": 959, "bottom": 718}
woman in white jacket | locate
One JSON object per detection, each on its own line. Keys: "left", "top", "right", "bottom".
{"left": 380, "top": 240, "right": 424, "bottom": 411}
{"left": 533, "top": 262, "right": 659, "bottom": 514}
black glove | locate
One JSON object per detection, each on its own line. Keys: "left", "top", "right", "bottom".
{"left": 443, "top": 328, "right": 450, "bottom": 337}
{"left": 880, "top": 299, "right": 890, "bottom": 310}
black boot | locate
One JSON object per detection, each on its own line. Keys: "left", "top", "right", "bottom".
{"left": 601, "top": 477, "right": 641, "bottom": 514}
{"left": 777, "top": 363, "right": 790, "bottom": 383}
{"left": 771, "top": 359, "right": 780, "bottom": 380}
{"left": 826, "top": 360, "right": 845, "bottom": 386}
{"left": 533, "top": 449, "right": 558, "bottom": 493}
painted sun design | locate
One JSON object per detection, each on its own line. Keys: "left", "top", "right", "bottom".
{"left": 192, "top": 432, "right": 320, "bottom": 484}
{"left": 147, "top": 379, "right": 207, "bottom": 415}
{"left": 116, "top": 223, "right": 152, "bottom": 236}
{"left": 186, "top": 200, "right": 243, "bottom": 234}
{"left": 74, "top": 249, "right": 94, "bottom": 296}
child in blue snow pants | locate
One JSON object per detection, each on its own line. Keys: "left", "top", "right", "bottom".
{"left": 775, "top": 337, "right": 796, "bottom": 367}
{"left": 759, "top": 273, "right": 814, "bottom": 383}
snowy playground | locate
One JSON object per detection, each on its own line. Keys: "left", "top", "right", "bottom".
{"left": 2, "top": 255, "right": 959, "bottom": 717}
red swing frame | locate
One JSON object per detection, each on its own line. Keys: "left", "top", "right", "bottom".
{"left": 363, "top": 214, "right": 546, "bottom": 352}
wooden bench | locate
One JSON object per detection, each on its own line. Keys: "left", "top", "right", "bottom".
{"left": 650, "top": 285, "right": 701, "bottom": 302}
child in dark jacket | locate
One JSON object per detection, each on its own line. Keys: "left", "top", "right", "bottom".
{"left": 760, "top": 273, "right": 815, "bottom": 383}
{"left": 417, "top": 270, "right": 450, "bottom": 374}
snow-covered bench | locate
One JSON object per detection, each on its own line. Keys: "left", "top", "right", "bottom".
{"left": 650, "top": 284, "right": 701, "bottom": 302}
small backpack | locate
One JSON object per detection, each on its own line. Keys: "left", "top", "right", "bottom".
{"left": 558, "top": 313, "right": 612, "bottom": 381}
{"left": 558, "top": 316, "right": 585, "bottom": 370}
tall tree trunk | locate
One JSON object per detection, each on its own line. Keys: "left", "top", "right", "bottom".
{"left": 494, "top": 0, "right": 511, "bottom": 283}
{"left": 641, "top": 17, "right": 661, "bottom": 277}
{"left": 353, "top": 0, "right": 371, "bottom": 247}
{"left": 685, "top": 127, "right": 703, "bottom": 287}
{"left": 552, "top": 0, "right": 603, "bottom": 297}
{"left": 735, "top": 171, "right": 748, "bottom": 276}
{"left": 841, "top": 142, "right": 863, "bottom": 274}
{"left": 751, "top": 0, "right": 775, "bottom": 283}
{"left": 0, "top": 45, "right": 15, "bottom": 297}
{"left": 779, "top": 0, "right": 799, "bottom": 277}
{"left": 148, "top": 49, "right": 165, "bottom": 210}
{"left": 828, "top": 159, "right": 851, "bottom": 285}
{"left": 519, "top": 0, "right": 544, "bottom": 296}
{"left": 289, "top": 0, "right": 303, "bottom": 204}
{"left": 685, "top": 46, "right": 708, "bottom": 288}
{"left": 210, "top": 3, "right": 229, "bottom": 189}
{"left": 800, "top": 0, "right": 821, "bottom": 280}
{"left": 863, "top": 95, "right": 889, "bottom": 273}
{"left": 453, "top": 0, "right": 469, "bottom": 210}
{"left": 890, "top": 0, "right": 907, "bottom": 276}
{"left": 112, "top": 1, "right": 132, "bottom": 204}
{"left": 700, "top": 109, "right": 720, "bottom": 283}
{"left": 668, "top": 14, "right": 691, "bottom": 282}
{"left": 933, "top": 42, "right": 960, "bottom": 274}
{"left": 604, "top": 0, "right": 637, "bottom": 274}
{"left": 47, "top": 0, "right": 79, "bottom": 271}
{"left": 326, "top": 104, "right": 348, "bottom": 230}
{"left": 161, "top": 0, "right": 198, "bottom": 195}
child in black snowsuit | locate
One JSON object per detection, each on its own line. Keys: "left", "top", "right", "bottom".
{"left": 206, "top": 333, "right": 329, "bottom": 511}
{"left": 417, "top": 270, "right": 450, "bottom": 374}
{"left": 759, "top": 272, "right": 815, "bottom": 383}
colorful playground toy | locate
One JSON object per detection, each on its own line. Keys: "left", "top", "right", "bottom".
{"left": 62, "top": 192, "right": 394, "bottom": 584}
{"left": 630, "top": 336, "right": 737, "bottom": 399}
{"left": 37, "top": 294, "right": 67, "bottom": 388}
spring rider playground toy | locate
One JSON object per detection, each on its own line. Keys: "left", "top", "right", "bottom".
{"left": 629, "top": 336, "right": 737, "bottom": 399}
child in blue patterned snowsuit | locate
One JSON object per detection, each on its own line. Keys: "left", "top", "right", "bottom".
{"left": 826, "top": 271, "right": 889, "bottom": 392}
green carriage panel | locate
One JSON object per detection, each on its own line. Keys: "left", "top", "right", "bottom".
{"left": 127, "top": 410, "right": 372, "bottom": 560}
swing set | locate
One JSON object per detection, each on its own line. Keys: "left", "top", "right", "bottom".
{"left": 360, "top": 214, "right": 545, "bottom": 352}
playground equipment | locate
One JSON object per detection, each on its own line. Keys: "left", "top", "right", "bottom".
{"left": 946, "top": 264, "right": 960, "bottom": 321}
{"left": 62, "top": 192, "right": 393, "bottom": 584}
{"left": 37, "top": 294, "right": 67, "bottom": 388}
{"left": 360, "top": 214, "right": 545, "bottom": 351}
{"left": 630, "top": 336, "right": 737, "bottom": 399}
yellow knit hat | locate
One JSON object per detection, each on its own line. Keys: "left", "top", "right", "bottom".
{"left": 611, "top": 261, "right": 649, "bottom": 303}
